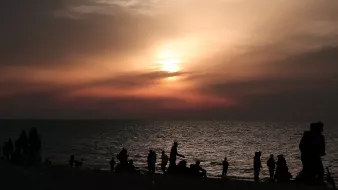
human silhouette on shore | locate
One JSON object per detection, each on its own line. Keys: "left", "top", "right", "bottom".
{"left": 69, "top": 155, "right": 75, "bottom": 167}
{"left": 147, "top": 150, "right": 153, "bottom": 173}
{"left": 128, "top": 160, "right": 137, "bottom": 172}
{"left": 267, "top": 154, "right": 276, "bottom": 180}
{"left": 299, "top": 122, "right": 326, "bottom": 183}
{"left": 253, "top": 151, "right": 262, "bottom": 181}
{"left": 191, "top": 161, "right": 207, "bottom": 178}
{"left": 151, "top": 150, "right": 156, "bottom": 173}
{"left": 222, "top": 157, "right": 229, "bottom": 178}
{"left": 116, "top": 148, "right": 133, "bottom": 172}
{"left": 117, "top": 148, "right": 129, "bottom": 165}
{"left": 274, "top": 154, "right": 292, "bottom": 182}
{"left": 161, "top": 151, "right": 169, "bottom": 173}
{"left": 28, "top": 128, "right": 41, "bottom": 164}
{"left": 110, "top": 157, "right": 116, "bottom": 172}
{"left": 169, "top": 142, "right": 185, "bottom": 169}
{"left": 15, "top": 130, "right": 28, "bottom": 154}
{"left": 4, "top": 139, "right": 14, "bottom": 161}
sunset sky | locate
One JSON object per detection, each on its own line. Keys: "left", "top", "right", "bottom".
{"left": 1, "top": 0, "right": 338, "bottom": 121}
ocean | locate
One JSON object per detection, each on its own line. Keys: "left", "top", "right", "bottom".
{"left": 0, "top": 120, "right": 337, "bottom": 180}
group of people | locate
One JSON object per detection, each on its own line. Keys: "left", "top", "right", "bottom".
{"left": 254, "top": 153, "right": 292, "bottom": 182}
{"left": 107, "top": 142, "right": 207, "bottom": 178}
{"left": 105, "top": 121, "right": 327, "bottom": 184}
{"left": 1, "top": 121, "right": 328, "bottom": 185}
{"left": 1, "top": 128, "right": 41, "bottom": 165}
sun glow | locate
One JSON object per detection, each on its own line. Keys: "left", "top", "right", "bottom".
{"left": 156, "top": 50, "right": 182, "bottom": 73}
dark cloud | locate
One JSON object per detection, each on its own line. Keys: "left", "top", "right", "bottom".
{"left": 194, "top": 46, "right": 338, "bottom": 121}
{"left": 0, "top": 0, "right": 174, "bottom": 67}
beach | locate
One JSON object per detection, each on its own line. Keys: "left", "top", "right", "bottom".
{"left": 0, "top": 160, "right": 332, "bottom": 190}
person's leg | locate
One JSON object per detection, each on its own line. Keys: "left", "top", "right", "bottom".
{"left": 317, "top": 158, "right": 324, "bottom": 181}
{"left": 152, "top": 163, "right": 156, "bottom": 173}
{"left": 254, "top": 169, "right": 258, "bottom": 181}
{"left": 161, "top": 164, "right": 166, "bottom": 173}
{"left": 269, "top": 168, "right": 274, "bottom": 179}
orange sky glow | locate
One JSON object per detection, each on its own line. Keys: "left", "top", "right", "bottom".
{"left": 1, "top": 0, "right": 338, "bottom": 120}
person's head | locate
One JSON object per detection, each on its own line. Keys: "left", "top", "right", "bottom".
{"left": 173, "top": 142, "right": 178, "bottom": 147}
{"left": 29, "top": 128, "right": 38, "bottom": 136}
{"left": 162, "top": 151, "right": 165, "bottom": 154}
{"left": 224, "top": 157, "right": 227, "bottom": 161}
{"left": 149, "top": 150, "right": 152, "bottom": 153}
{"left": 20, "top": 130, "right": 26, "bottom": 136}
{"left": 255, "top": 151, "right": 261, "bottom": 157}
{"left": 310, "top": 122, "right": 324, "bottom": 133}
{"left": 196, "top": 161, "right": 200, "bottom": 166}
{"left": 277, "top": 154, "right": 284, "bottom": 159}
{"left": 270, "top": 154, "right": 274, "bottom": 158}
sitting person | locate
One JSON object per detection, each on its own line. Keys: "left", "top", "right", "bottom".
{"left": 274, "top": 155, "right": 292, "bottom": 182}
{"left": 74, "top": 160, "right": 83, "bottom": 168}
{"left": 190, "top": 161, "right": 207, "bottom": 178}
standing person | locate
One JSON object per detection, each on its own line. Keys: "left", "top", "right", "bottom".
{"left": 147, "top": 150, "right": 153, "bottom": 173}
{"left": 169, "top": 142, "right": 185, "bottom": 169}
{"left": 161, "top": 151, "right": 169, "bottom": 173}
{"left": 110, "top": 157, "right": 116, "bottom": 172}
{"left": 150, "top": 150, "right": 157, "bottom": 174}
{"left": 15, "top": 130, "right": 28, "bottom": 154}
{"left": 69, "top": 155, "right": 75, "bottom": 167}
{"left": 117, "top": 148, "right": 128, "bottom": 166}
{"left": 28, "top": 128, "right": 41, "bottom": 164}
{"left": 222, "top": 157, "right": 229, "bottom": 178}
{"left": 7, "top": 139, "right": 14, "bottom": 161}
{"left": 253, "top": 151, "right": 262, "bottom": 181}
{"left": 299, "top": 122, "right": 326, "bottom": 182}
{"left": 267, "top": 154, "right": 276, "bottom": 181}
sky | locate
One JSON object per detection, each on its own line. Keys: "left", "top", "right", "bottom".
{"left": 1, "top": 0, "right": 338, "bottom": 121}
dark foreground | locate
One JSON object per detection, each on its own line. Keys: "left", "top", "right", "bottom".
{"left": 0, "top": 161, "right": 332, "bottom": 190}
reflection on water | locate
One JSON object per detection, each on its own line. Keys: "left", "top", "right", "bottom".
{"left": 0, "top": 120, "right": 337, "bottom": 180}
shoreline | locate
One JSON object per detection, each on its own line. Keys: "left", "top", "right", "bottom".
{"left": 0, "top": 161, "right": 332, "bottom": 190}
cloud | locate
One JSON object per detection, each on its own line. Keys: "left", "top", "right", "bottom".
{"left": 1, "top": 0, "right": 338, "bottom": 120}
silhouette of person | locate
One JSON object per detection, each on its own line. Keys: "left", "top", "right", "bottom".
{"left": 15, "top": 130, "right": 28, "bottom": 154}
{"left": 274, "top": 154, "right": 292, "bottom": 182}
{"left": 6, "top": 139, "right": 14, "bottom": 161}
{"left": 69, "top": 155, "right": 75, "bottom": 167}
{"left": 2, "top": 142, "right": 8, "bottom": 160}
{"left": 28, "top": 128, "right": 41, "bottom": 164}
{"left": 253, "top": 151, "right": 262, "bottom": 181}
{"left": 110, "top": 157, "right": 116, "bottom": 172}
{"left": 74, "top": 160, "right": 83, "bottom": 168}
{"left": 150, "top": 150, "right": 156, "bottom": 174}
{"left": 169, "top": 142, "right": 185, "bottom": 169}
{"left": 267, "top": 154, "right": 276, "bottom": 180}
{"left": 161, "top": 151, "right": 169, "bottom": 173}
{"left": 191, "top": 161, "right": 207, "bottom": 178}
{"left": 222, "top": 157, "right": 229, "bottom": 178}
{"left": 128, "top": 160, "right": 138, "bottom": 172}
{"left": 117, "top": 147, "right": 129, "bottom": 166}
{"left": 147, "top": 150, "right": 153, "bottom": 173}
{"left": 299, "top": 122, "right": 326, "bottom": 182}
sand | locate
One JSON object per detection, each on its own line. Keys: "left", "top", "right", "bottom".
{"left": 0, "top": 161, "right": 332, "bottom": 190}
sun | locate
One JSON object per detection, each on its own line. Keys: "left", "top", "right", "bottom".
{"left": 156, "top": 50, "right": 182, "bottom": 73}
